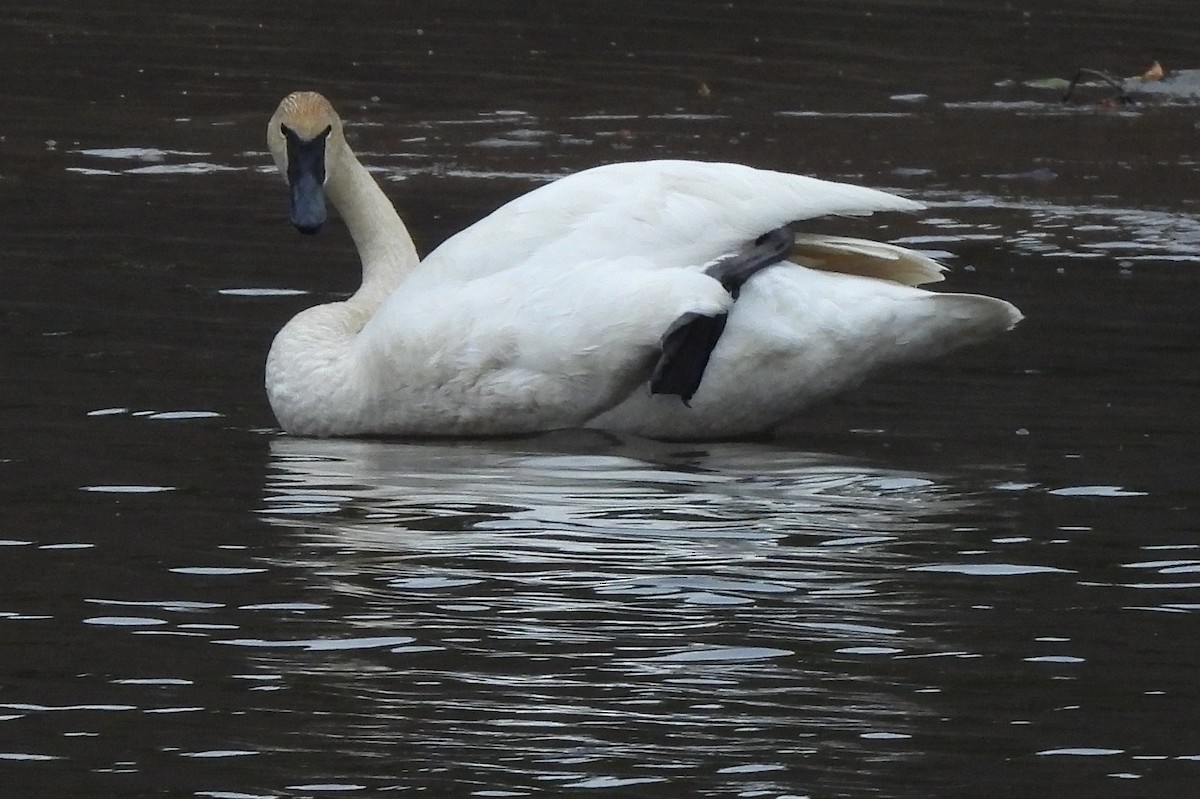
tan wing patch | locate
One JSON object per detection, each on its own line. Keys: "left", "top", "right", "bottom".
{"left": 788, "top": 234, "right": 947, "bottom": 286}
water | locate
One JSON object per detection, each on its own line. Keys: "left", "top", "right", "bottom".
{"left": 3, "top": 1, "right": 1200, "bottom": 796}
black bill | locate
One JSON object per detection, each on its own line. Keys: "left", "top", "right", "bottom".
{"left": 282, "top": 124, "right": 332, "bottom": 234}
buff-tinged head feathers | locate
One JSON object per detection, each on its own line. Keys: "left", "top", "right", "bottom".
{"left": 271, "top": 92, "right": 340, "bottom": 139}
{"left": 267, "top": 91, "right": 344, "bottom": 174}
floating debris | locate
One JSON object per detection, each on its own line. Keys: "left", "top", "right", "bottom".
{"left": 1030, "top": 61, "right": 1200, "bottom": 107}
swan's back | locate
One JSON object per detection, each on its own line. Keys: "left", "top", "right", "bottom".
{"left": 422, "top": 160, "right": 924, "bottom": 281}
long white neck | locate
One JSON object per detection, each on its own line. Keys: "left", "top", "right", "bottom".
{"left": 326, "top": 150, "right": 419, "bottom": 308}
{"left": 266, "top": 146, "right": 419, "bottom": 437}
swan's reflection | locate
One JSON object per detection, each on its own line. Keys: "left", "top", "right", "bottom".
{"left": 259, "top": 433, "right": 977, "bottom": 618}
{"left": 241, "top": 434, "right": 1012, "bottom": 793}
{"left": 264, "top": 432, "right": 966, "bottom": 542}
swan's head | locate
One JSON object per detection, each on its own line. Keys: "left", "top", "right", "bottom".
{"left": 267, "top": 92, "right": 347, "bottom": 235}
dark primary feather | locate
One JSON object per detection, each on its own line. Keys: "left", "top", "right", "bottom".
{"left": 650, "top": 226, "right": 794, "bottom": 403}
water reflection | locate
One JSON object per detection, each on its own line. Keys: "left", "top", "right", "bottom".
{"left": 242, "top": 435, "right": 1009, "bottom": 794}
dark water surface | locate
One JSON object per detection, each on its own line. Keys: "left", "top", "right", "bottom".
{"left": 3, "top": 2, "right": 1200, "bottom": 797}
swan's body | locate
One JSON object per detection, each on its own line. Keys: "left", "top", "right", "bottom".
{"left": 264, "top": 92, "right": 1021, "bottom": 439}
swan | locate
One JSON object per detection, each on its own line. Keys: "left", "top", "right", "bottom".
{"left": 263, "top": 91, "right": 1021, "bottom": 439}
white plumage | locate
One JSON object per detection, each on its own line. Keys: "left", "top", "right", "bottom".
{"left": 263, "top": 92, "right": 1021, "bottom": 439}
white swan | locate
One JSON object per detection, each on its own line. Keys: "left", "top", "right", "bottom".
{"left": 263, "top": 92, "right": 1021, "bottom": 439}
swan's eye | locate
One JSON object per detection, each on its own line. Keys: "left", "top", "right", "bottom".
{"left": 279, "top": 124, "right": 331, "bottom": 144}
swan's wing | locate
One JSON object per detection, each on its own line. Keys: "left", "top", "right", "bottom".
{"left": 358, "top": 256, "right": 734, "bottom": 433}
{"left": 421, "top": 160, "right": 922, "bottom": 280}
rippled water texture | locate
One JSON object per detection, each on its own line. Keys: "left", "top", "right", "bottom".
{"left": 3, "top": 2, "right": 1200, "bottom": 797}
